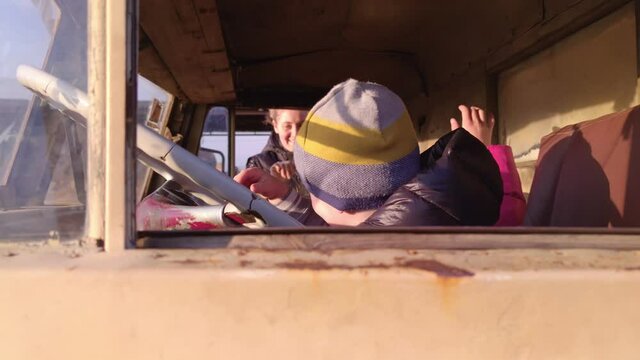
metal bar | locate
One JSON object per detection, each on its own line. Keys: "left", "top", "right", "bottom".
{"left": 228, "top": 107, "right": 236, "bottom": 177}
{"left": 86, "top": 0, "right": 106, "bottom": 242}
{"left": 137, "top": 230, "right": 640, "bottom": 251}
{"left": 104, "top": 0, "right": 136, "bottom": 251}
{"left": 636, "top": 0, "right": 640, "bottom": 77}
{"left": 125, "top": 0, "right": 139, "bottom": 244}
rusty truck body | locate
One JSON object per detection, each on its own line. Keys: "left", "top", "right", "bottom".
{"left": 1, "top": 0, "right": 640, "bottom": 359}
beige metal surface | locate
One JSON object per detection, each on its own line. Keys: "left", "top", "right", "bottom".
{"left": 1, "top": 248, "right": 640, "bottom": 359}
{"left": 104, "top": 0, "right": 132, "bottom": 251}
{"left": 86, "top": 0, "right": 106, "bottom": 242}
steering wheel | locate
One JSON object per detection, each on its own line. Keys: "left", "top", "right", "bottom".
{"left": 16, "top": 65, "right": 302, "bottom": 227}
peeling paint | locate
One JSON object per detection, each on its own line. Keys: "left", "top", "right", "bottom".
{"left": 172, "top": 259, "right": 206, "bottom": 265}
{"left": 404, "top": 260, "right": 474, "bottom": 277}
{"left": 277, "top": 259, "right": 474, "bottom": 278}
{"left": 237, "top": 249, "right": 249, "bottom": 256}
{"left": 278, "top": 260, "right": 352, "bottom": 271}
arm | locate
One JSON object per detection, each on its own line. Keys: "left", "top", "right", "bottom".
{"left": 234, "top": 168, "right": 326, "bottom": 226}
{"left": 272, "top": 187, "right": 326, "bottom": 226}
{"left": 245, "top": 155, "right": 259, "bottom": 169}
{"left": 452, "top": 105, "right": 526, "bottom": 226}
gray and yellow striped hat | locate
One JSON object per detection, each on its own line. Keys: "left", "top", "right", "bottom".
{"left": 293, "top": 79, "right": 420, "bottom": 211}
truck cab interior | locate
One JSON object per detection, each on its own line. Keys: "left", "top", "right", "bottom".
{"left": 137, "top": 0, "right": 640, "bottom": 232}
{"left": 1, "top": 0, "right": 639, "bottom": 241}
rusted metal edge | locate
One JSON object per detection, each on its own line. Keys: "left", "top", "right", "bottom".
{"left": 276, "top": 259, "right": 474, "bottom": 278}
{"left": 137, "top": 230, "right": 640, "bottom": 251}
{"left": 0, "top": 238, "right": 103, "bottom": 259}
{"left": 139, "top": 226, "right": 640, "bottom": 236}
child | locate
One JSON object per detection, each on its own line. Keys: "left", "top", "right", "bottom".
{"left": 235, "top": 79, "right": 524, "bottom": 226}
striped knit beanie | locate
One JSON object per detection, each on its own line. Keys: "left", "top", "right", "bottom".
{"left": 293, "top": 79, "right": 420, "bottom": 211}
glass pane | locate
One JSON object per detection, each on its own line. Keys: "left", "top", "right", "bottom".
{"left": 136, "top": 75, "right": 171, "bottom": 201}
{"left": 199, "top": 106, "right": 229, "bottom": 173}
{"left": 0, "top": 0, "right": 87, "bottom": 241}
{"left": 236, "top": 131, "right": 271, "bottom": 172}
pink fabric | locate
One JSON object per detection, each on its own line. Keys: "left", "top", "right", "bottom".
{"left": 136, "top": 197, "right": 220, "bottom": 231}
{"left": 488, "top": 145, "right": 526, "bottom": 226}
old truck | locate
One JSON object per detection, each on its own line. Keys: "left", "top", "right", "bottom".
{"left": 1, "top": 0, "right": 639, "bottom": 358}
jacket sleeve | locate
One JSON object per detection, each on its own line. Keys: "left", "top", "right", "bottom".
{"left": 245, "top": 155, "right": 261, "bottom": 170}
{"left": 362, "top": 187, "right": 461, "bottom": 226}
{"left": 488, "top": 145, "right": 526, "bottom": 226}
{"left": 272, "top": 187, "right": 327, "bottom": 226}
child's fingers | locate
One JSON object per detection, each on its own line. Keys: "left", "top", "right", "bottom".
{"left": 478, "top": 108, "right": 486, "bottom": 124}
{"left": 458, "top": 105, "right": 472, "bottom": 128}
{"left": 450, "top": 118, "right": 460, "bottom": 131}
{"left": 234, "top": 168, "right": 265, "bottom": 187}
{"left": 470, "top": 106, "right": 480, "bottom": 125}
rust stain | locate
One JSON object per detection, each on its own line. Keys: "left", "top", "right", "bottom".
{"left": 437, "top": 277, "right": 463, "bottom": 288}
{"left": 624, "top": 266, "right": 640, "bottom": 271}
{"left": 172, "top": 258, "right": 222, "bottom": 266}
{"left": 172, "top": 259, "right": 205, "bottom": 265}
{"left": 279, "top": 260, "right": 342, "bottom": 271}
{"left": 403, "top": 260, "right": 474, "bottom": 278}
{"left": 239, "top": 260, "right": 253, "bottom": 267}
{"left": 277, "top": 259, "right": 474, "bottom": 278}
{"left": 236, "top": 249, "right": 249, "bottom": 256}
{"left": 436, "top": 277, "right": 464, "bottom": 311}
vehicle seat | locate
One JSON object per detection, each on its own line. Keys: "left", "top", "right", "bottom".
{"left": 525, "top": 105, "right": 640, "bottom": 227}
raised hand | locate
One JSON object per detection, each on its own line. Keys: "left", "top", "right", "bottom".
{"left": 233, "top": 167, "right": 290, "bottom": 201}
{"left": 270, "top": 160, "right": 296, "bottom": 181}
{"left": 450, "top": 105, "right": 495, "bottom": 147}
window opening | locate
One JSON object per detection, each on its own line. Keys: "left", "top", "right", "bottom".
{"left": 0, "top": 0, "right": 87, "bottom": 241}
{"left": 136, "top": 75, "right": 172, "bottom": 201}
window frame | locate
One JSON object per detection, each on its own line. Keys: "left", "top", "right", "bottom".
{"left": 86, "top": 0, "right": 137, "bottom": 251}
{"left": 83, "top": 0, "right": 640, "bottom": 254}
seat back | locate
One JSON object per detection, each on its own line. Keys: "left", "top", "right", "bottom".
{"left": 525, "top": 106, "right": 640, "bottom": 227}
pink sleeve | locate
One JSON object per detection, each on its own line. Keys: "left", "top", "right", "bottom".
{"left": 488, "top": 145, "right": 527, "bottom": 226}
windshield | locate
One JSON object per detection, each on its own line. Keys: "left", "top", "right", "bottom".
{"left": 0, "top": 0, "right": 87, "bottom": 241}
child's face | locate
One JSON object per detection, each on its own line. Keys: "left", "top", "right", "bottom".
{"left": 273, "top": 110, "right": 306, "bottom": 152}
